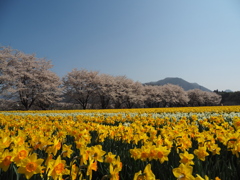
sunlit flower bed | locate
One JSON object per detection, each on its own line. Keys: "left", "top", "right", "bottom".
{"left": 1, "top": 106, "right": 240, "bottom": 180}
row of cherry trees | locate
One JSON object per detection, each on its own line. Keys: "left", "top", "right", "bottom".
{"left": 0, "top": 46, "right": 221, "bottom": 110}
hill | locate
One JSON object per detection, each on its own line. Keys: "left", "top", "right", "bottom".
{"left": 144, "top": 77, "right": 212, "bottom": 92}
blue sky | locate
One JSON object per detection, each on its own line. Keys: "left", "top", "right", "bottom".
{"left": 1, "top": 0, "right": 240, "bottom": 91}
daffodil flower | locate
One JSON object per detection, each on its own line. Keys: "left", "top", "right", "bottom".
{"left": 17, "top": 153, "right": 44, "bottom": 179}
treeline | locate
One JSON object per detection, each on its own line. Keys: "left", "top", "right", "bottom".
{"left": 0, "top": 46, "right": 222, "bottom": 110}
{"left": 214, "top": 90, "right": 240, "bottom": 105}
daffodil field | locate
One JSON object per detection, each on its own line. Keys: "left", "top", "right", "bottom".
{"left": 1, "top": 106, "right": 240, "bottom": 180}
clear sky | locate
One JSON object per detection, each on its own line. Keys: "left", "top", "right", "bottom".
{"left": 1, "top": 0, "right": 240, "bottom": 91}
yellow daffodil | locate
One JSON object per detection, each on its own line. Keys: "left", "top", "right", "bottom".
{"left": 130, "top": 147, "right": 141, "bottom": 160}
{"left": 70, "top": 164, "right": 79, "bottom": 180}
{"left": 44, "top": 153, "right": 53, "bottom": 167}
{"left": 233, "top": 116, "right": 240, "bottom": 130}
{"left": 11, "top": 145, "right": 29, "bottom": 166}
{"left": 46, "top": 138, "right": 62, "bottom": 156}
{"left": 179, "top": 151, "right": 194, "bottom": 165}
{"left": 90, "top": 145, "right": 106, "bottom": 162}
{"left": 47, "top": 155, "right": 69, "bottom": 180}
{"left": 86, "top": 158, "right": 98, "bottom": 180}
{"left": 62, "top": 144, "right": 74, "bottom": 158}
{"left": 17, "top": 153, "right": 44, "bottom": 179}
{"left": 148, "top": 148, "right": 157, "bottom": 161}
{"left": 30, "top": 135, "right": 49, "bottom": 151}
{"left": 172, "top": 163, "right": 195, "bottom": 180}
{"left": 133, "top": 170, "right": 143, "bottom": 180}
{"left": 154, "top": 145, "right": 170, "bottom": 164}
{"left": 139, "top": 146, "right": 150, "bottom": 161}
{"left": 143, "top": 164, "right": 155, "bottom": 180}
{"left": 208, "top": 143, "right": 221, "bottom": 155}
{"left": 109, "top": 163, "right": 120, "bottom": 180}
{"left": 105, "top": 152, "right": 116, "bottom": 163}
{"left": 0, "top": 149, "right": 13, "bottom": 171}
{"left": 194, "top": 146, "right": 209, "bottom": 161}
{"left": 0, "top": 136, "right": 12, "bottom": 150}
{"left": 133, "top": 164, "right": 156, "bottom": 180}
{"left": 79, "top": 147, "right": 92, "bottom": 165}
{"left": 112, "top": 156, "right": 122, "bottom": 172}
{"left": 12, "top": 130, "right": 26, "bottom": 147}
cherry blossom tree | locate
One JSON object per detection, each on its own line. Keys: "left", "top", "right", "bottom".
{"left": 187, "top": 89, "right": 221, "bottom": 106}
{"left": 110, "top": 76, "right": 129, "bottom": 108}
{"left": 0, "top": 46, "right": 15, "bottom": 93}
{"left": 187, "top": 89, "right": 206, "bottom": 106}
{"left": 62, "top": 69, "right": 99, "bottom": 109}
{"left": 161, "top": 84, "right": 189, "bottom": 107}
{"left": 32, "top": 73, "right": 62, "bottom": 110}
{"left": 203, "top": 91, "right": 222, "bottom": 106}
{"left": 143, "top": 85, "right": 163, "bottom": 108}
{"left": 95, "top": 73, "right": 116, "bottom": 109}
{"left": 108, "top": 76, "right": 144, "bottom": 108}
{"left": 123, "top": 81, "right": 145, "bottom": 108}
{"left": 0, "top": 46, "right": 62, "bottom": 110}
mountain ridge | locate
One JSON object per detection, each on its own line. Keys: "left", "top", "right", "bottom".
{"left": 144, "top": 77, "right": 212, "bottom": 92}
